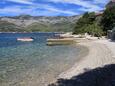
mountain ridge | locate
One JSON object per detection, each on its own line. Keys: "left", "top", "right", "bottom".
{"left": 0, "top": 15, "right": 81, "bottom": 32}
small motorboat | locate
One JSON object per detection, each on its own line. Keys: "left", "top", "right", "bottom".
{"left": 46, "top": 38, "right": 75, "bottom": 46}
{"left": 17, "top": 37, "right": 34, "bottom": 42}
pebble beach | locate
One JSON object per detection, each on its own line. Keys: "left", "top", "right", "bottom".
{"left": 58, "top": 39, "right": 115, "bottom": 79}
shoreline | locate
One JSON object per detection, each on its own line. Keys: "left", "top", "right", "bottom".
{"left": 58, "top": 39, "right": 115, "bottom": 79}
{"left": 48, "top": 43, "right": 89, "bottom": 85}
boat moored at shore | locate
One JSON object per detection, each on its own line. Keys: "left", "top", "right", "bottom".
{"left": 17, "top": 37, "right": 34, "bottom": 42}
{"left": 47, "top": 38, "right": 76, "bottom": 46}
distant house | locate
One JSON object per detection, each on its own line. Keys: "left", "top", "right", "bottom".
{"left": 95, "top": 0, "right": 115, "bottom": 17}
{"left": 95, "top": 11, "right": 104, "bottom": 17}
{"left": 106, "top": 0, "right": 115, "bottom": 8}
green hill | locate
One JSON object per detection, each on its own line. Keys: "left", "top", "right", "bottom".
{"left": 24, "top": 21, "right": 75, "bottom": 32}
{"left": 0, "top": 21, "right": 24, "bottom": 32}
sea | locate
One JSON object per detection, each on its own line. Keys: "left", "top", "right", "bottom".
{"left": 0, "top": 32, "right": 86, "bottom": 86}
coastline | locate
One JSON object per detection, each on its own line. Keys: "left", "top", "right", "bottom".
{"left": 48, "top": 42, "right": 89, "bottom": 85}
{"left": 58, "top": 39, "right": 115, "bottom": 79}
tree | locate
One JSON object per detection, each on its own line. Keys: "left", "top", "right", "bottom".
{"left": 73, "top": 12, "right": 96, "bottom": 34}
{"left": 101, "top": 5, "right": 115, "bottom": 33}
{"left": 73, "top": 12, "right": 103, "bottom": 37}
{"left": 85, "top": 23, "right": 103, "bottom": 37}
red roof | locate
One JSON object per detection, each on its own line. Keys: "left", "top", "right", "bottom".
{"left": 112, "top": 0, "right": 115, "bottom": 2}
{"left": 95, "top": 12, "right": 103, "bottom": 16}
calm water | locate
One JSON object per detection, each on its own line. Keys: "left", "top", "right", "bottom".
{"left": 0, "top": 32, "right": 84, "bottom": 86}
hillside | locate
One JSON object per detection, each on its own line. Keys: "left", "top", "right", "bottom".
{"left": 0, "top": 15, "right": 81, "bottom": 32}
{"left": 0, "top": 21, "right": 24, "bottom": 32}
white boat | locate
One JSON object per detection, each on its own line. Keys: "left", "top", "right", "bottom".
{"left": 17, "top": 37, "right": 34, "bottom": 42}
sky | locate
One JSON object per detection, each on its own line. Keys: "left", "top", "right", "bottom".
{"left": 0, "top": 0, "right": 110, "bottom": 16}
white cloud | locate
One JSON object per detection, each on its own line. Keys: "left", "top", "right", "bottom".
{"left": 0, "top": 6, "right": 31, "bottom": 15}
{"left": 1, "top": 0, "right": 78, "bottom": 15}
{"left": 31, "top": 4, "right": 78, "bottom": 15}
{"left": 48, "top": 0, "right": 108, "bottom": 12}
{"left": 78, "top": 7, "right": 103, "bottom": 12}
{"left": 1, "top": 0, "right": 109, "bottom": 16}
{"left": 42, "top": 5, "right": 78, "bottom": 15}
{"left": 49, "top": 0, "right": 100, "bottom": 8}
{"left": 6, "top": 0, "right": 33, "bottom": 5}
{"left": 93, "top": 0, "right": 109, "bottom": 4}
{"left": 0, "top": 4, "right": 78, "bottom": 16}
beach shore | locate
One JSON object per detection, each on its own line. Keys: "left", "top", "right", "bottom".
{"left": 58, "top": 39, "right": 115, "bottom": 79}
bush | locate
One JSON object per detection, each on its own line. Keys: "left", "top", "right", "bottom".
{"left": 85, "top": 23, "right": 103, "bottom": 37}
{"left": 101, "top": 5, "right": 115, "bottom": 33}
{"left": 73, "top": 12, "right": 103, "bottom": 37}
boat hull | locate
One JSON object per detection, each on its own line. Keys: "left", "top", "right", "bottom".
{"left": 17, "top": 38, "right": 34, "bottom": 42}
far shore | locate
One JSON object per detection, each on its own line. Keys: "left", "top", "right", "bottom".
{"left": 58, "top": 38, "right": 115, "bottom": 79}
{"left": 0, "top": 32, "right": 64, "bottom": 33}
